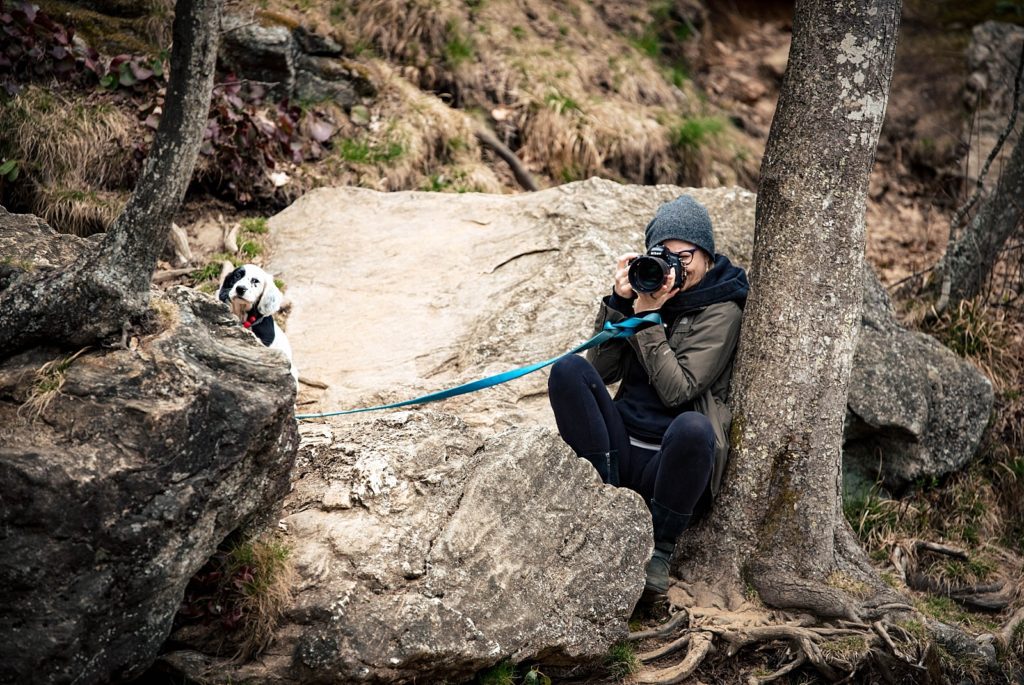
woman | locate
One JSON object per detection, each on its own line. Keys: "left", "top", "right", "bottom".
{"left": 547, "top": 195, "right": 749, "bottom": 599}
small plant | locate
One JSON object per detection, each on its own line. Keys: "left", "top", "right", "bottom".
{"left": 0, "top": 158, "right": 19, "bottom": 181}
{"left": 98, "top": 53, "right": 167, "bottom": 92}
{"left": 605, "top": 641, "right": 640, "bottom": 680}
{"left": 240, "top": 240, "right": 262, "bottom": 258}
{"left": 19, "top": 348, "right": 89, "bottom": 419}
{"left": 521, "top": 666, "right": 551, "bottom": 685}
{"left": 178, "top": 536, "right": 296, "bottom": 659}
{"left": 240, "top": 217, "right": 268, "bottom": 234}
{"left": 0, "top": 1, "right": 101, "bottom": 95}
{"left": 476, "top": 660, "right": 515, "bottom": 685}
{"left": 444, "top": 24, "right": 474, "bottom": 67}
{"left": 673, "top": 115, "right": 726, "bottom": 151}
{"left": 336, "top": 137, "right": 404, "bottom": 164}
{"left": 544, "top": 91, "right": 581, "bottom": 115}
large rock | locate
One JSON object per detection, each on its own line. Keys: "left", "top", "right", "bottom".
{"left": 0, "top": 214, "right": 298, "bottom": 684}
{"left": 266, "top": 178, "right": 990, "bottom": 485}
{"left": 219, "top": 13, "right": 375, "bottom": 107}
{"left": 844, "top": 271, "right": 993, "bottom": 491}
{"left": 163, "top": 412, "right": 651, "bottom": 683}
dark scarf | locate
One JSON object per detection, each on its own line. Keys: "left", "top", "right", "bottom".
{"left": 658, "top": 254, "right": 749, "bottom": 327}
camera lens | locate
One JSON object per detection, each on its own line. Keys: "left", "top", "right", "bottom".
{"left": 628, "top": 256, "right": 669, "bottom": 293}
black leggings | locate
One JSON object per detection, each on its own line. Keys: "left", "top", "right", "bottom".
{"left": 547, "top": 354, "right": 715, "bottom": 515}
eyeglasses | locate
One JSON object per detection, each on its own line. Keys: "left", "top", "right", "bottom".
{"left": 669, "top": 247, "right": 699, "bottom": 266}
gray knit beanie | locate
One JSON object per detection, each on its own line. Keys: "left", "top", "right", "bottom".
{"left": 644, "top": 195, "right": 715, "bottom": 257}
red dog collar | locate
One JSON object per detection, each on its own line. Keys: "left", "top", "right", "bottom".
{"left": 243, "top": 314, "right": 258, "bottom": 329}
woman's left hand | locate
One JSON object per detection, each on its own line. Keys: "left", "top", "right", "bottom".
{"left": 634, "top": 267, "right": 681, "bottom": 312}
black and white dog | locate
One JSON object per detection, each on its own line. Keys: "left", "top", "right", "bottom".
{"left": 218, "top": 264, "right": 298, "bottom": 383}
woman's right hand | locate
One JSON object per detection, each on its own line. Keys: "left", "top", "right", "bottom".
{"left": 613, "top": 253, "right": 639, "bottom": 299}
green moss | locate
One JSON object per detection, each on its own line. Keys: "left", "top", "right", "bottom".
{"left": 673, "top": 116, "right": 727, "bottom": 151}
{"left": 336, "top": 137, "right": 405, "bottom": 164}
{"left": 444, "top": 25, "right": 475, "bottom": 67}
{"left": 605, "top": 642, "right": 640, "bottom": 680}
{"left": 240, "top": 240, "right": 262, "bottom": 258}
{"left": 544, "top": 91, "right": 581, "bottom": 114}
{"left": 240, "top": 217, "right": 269, "bottom": 234}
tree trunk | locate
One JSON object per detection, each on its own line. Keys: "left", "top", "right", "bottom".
{"left": 676, "top": 0, "right": 902, "bottom": 617}
{"left": 0, "top": 0, "right": 221, "bottom": 359}
{"left": 941, "top": 128, "right": 1024, "bottom": 303}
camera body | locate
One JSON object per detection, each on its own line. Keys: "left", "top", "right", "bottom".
{"left": 628, "top": 244, "right": 684, "bottom": 294}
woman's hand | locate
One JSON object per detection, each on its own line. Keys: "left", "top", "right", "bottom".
{"left": 613, "top": 253, "right": 639, "bottom": 299}
{"left": 634, "top": 268, "right": 681, "bottom": 312}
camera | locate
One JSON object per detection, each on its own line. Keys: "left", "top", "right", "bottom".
{"left": 628, "top": 245, "right": 684, "bottom": 294}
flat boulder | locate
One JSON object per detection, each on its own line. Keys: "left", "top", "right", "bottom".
{"left": 266, "top": 179, "right": 991, "bottom": 489}
{"left": 163, "top": 412, "right": 651, "bottom": 683}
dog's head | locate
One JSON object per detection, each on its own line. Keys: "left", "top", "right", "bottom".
{"left": 218, "top": 264, "right": 283, "bottom": 322}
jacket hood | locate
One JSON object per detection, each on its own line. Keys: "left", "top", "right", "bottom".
{"left": 661, "top": 253, "right": 749, "bottom": 319}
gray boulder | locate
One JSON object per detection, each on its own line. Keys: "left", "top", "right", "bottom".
{"left": 0, "top": 214, "right": 298, "bottom": 684}
{"left": 219, "top": 13, "right": 375, "bottom": 107}
{"left": 163, "top": 412, "right": 651, "bottom": 684}
{"left": 844, "top": 270, "right": 993, "bottom": 491}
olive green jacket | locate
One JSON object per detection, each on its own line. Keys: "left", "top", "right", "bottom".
{"left": 585, "top": 299, "right": 743, "bottom": 495}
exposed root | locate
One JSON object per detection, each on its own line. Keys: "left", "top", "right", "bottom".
{"left": 627, "top": 583, "right": 954, "bottom": 683}
{"left": 634, "top": 631, "right": 713, "bottom": 684}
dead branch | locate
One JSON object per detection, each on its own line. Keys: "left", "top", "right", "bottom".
{"left": 914, "top": 540, "right": 968, "bottom": 559}
{"left": 474, "top": 126, "right": 539, "bottom": 192}
{"left": 153, "top": 267, "right": 195, "bottom": 283}
{"left": 634, "top": 631, "right": 713, "bottom": 685}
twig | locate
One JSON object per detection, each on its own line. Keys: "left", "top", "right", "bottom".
{"left": 634, "top": 631, "right": 713, "bottom": 684}
{"left": 629, "top": 609, "right": 689, "bottom": 641}
{"left": 872, "top": 620, "right": 905, "bottom": 661}
{"left": 798, "top": 636, "right": 840, "bottom": 681}
{"left": 299, "top": 375, "right": 329, "bottom": 389}
{"left": 153, "top": 267, "right": 195, "bottom": 283}
{"left": 914, "top": 540, "right": 968, "bottom": 559}
{"left": 749, "top": 650, "right": 807, "bottom": 684}
{"left": 886, "top": 264, "right": 935, "bottom": 292}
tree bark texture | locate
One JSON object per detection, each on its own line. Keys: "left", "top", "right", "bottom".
{"left": 943, "top": 127, "right": 1024, "bottom": 302}
{"left": 676, "top": 0, "right": 901, "bottom": 616}
{"left": 0, "top": 0, "right": 221, "bottom": 359}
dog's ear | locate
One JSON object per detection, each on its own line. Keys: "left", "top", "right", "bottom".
{"left": 257, "top": 277, "right": 284, "bottom": 316}
{"left": 218, "top": 266, "right": 246, "bottom": 303}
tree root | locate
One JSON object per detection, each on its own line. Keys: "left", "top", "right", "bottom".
{"left": 633, "top": 631, "right": 713, "bottom": 684}
{"left": 628, "top": 588, "right": 946, "bottom": 683}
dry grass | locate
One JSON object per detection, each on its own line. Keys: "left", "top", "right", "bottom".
{"left": 0, "top": 87, "right": 138, "bottom": 235}
{"left": 18, "top": 348, "right": 90, "bottom": 420}
{"left": 226, "top": 536, "right": 296, "bottom": 660}
{"left": 262, "top": 0, "right": 758, "bottom": 191}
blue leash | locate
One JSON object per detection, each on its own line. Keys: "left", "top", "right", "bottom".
{"left": 294, "top": 313, "right": 661, "bottom": 420}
